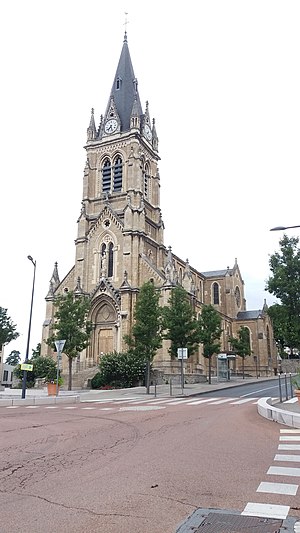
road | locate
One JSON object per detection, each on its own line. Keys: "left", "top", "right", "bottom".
{"left": 0, "top": 381, "right": 298, "bottom": 533}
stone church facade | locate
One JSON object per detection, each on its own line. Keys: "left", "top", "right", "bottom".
{"left": 41, "top": 33, "right": 276, "bottom": 383}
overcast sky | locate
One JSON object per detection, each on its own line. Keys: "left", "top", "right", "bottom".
{"left": 1, "top": 0, "right": 300, "bottom": 359}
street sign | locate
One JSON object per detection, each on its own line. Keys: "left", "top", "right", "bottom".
{"left": 21, "top": 364, "right": 33, "bottom": 371}
{"left": 177, "top": 348, "right": 188, "bottom": 359}
{"left": 55, "top": 339, "right": 66, "bottom": 353}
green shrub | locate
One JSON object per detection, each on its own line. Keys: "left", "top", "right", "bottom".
{"left": 91, "top": 351, "right": 146, "bottom": 389}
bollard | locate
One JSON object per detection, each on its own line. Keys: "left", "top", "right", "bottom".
{"left": 154, "top": 380, "right": 157, "bottom": 398}
{"left": 284, "top": 373, "right": 288, "bottom": 401}
{"left": 289, "top": 373, "right": 293, "bottom": 399}
{"left": 278, "top": 374, "right": 282, "bottom": 403}
{"left": 170, "top": 378, "right": 172, "bottom": 397}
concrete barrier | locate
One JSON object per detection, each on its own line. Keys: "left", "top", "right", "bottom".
{"left": 257, "top": 397, "right": 300, "bottom": 428}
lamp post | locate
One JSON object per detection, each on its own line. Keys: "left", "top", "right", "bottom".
{"left": 270, "top": 225, "right": 300, "bottom": 231}
{"left": 21, "top": 256, "right": 36, "bottom": 399}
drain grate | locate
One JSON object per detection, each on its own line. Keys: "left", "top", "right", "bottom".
{"left": 194, "top": 512, "right": 282, "bottom": 532}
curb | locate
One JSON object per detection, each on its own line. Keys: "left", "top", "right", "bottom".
{"left": 0, "top": 395, "right": 80, "bottom": 406}
{"left": 257, "top": 397, "right": 300, "bottom": 428}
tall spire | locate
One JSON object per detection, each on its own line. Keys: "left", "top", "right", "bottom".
{"left": 104, "top": 34, "right": 143, "bottom": 132}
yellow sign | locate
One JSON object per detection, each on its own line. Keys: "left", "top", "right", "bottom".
{"left": 21, "top": 364, "right": 33, "bottom": 371}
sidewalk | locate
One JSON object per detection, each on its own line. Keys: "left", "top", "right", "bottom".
{"left": 0, "top": 375, "right": 280, "bottom": 402}
{"left": 1, "top": 377, "right": 300, "bottom": 429}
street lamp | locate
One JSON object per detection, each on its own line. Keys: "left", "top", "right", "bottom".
{"left": 270, "top": 225, "right": 300, "bottom": 231}
{"left": 21, "top": 256, "right": 36, "bottom": 399}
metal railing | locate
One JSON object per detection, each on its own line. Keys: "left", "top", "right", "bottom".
{"left": 278, "top": 372, "right": 294, "bottom": 403}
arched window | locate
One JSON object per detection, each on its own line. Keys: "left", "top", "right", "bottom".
{"left": 100, "top": 240, "right": 114, "bottom": 279}
{"left": 143, "top": 164, "right": 150, "bottom": 198}
{"left": 213, "top": 282, "right": 220, "bottom": 305}
{"left": 113, "top": 156, "right": 122, "bottom": 192}
{"left": 178, "top": 268, "right": 182, "bottom": 284}
{"left": 102, "top": 159, "right": 111, "bottom": 193}
{"left": 108, "top": 242, "right": 114, "bottom": 277}
{"left": 234, "top": 286, "right": 241, "bottom": 307}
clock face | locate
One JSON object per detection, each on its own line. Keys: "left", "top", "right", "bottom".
{"left": 104, "top": 119, "right": 118, "bottom": 134}
{"left": 144, "top": 124, "right": 152, "bottom": 141}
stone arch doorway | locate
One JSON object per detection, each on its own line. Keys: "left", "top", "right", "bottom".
{"left": 89, "top": 297, "right": 119, "bottom": 363}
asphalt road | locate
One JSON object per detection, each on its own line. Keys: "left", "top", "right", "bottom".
{"left": 0, "top": 389, "right": 298, "bottom": 533}
{"left": 199, "top": 377, "right": 287, "bottom": 399}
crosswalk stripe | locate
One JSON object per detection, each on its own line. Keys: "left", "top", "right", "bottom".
{"left": 206, "top": 398, "right": 236, "bottom": 405}
{"left": 278, "top": 444, "right": 300, "bottom": 451}
{"left": 257, "top": 481, "right": 298, "bottom": 496}
{"left": 242, "top": 502, "right": 289, "bottom": 519}
{"left": 279, "top": 436, "right": 300, "bottom": 441}
{"left": 274, "top": 454, "right": 300, "bottom": 463}
{"left": 167, "top": 399, "right": 199, "bottom": 405}
{"left": 230, "top": 398, "right": 258, "bottom": 405}
{"left": 280, "top": 429, "right": 300, "bottom": 434}
{"left": 183, "top": 398, "right": 219, "bottom": 405}
{"left": 268, "top": 466, "right": 300, "bottom": 477}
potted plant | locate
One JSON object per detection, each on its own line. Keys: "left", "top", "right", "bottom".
{"left": 46, "top": 375, "right": 64, "bottom": 396}
{"left": 292, "top": 370, "right": 300, "bottom": 402}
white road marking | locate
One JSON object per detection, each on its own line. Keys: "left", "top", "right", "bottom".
{"left": 257, "top": 481, "right": 298, "bottom": 495}
{"left": 204, "top": 398, "right": 234, "bottom": 405}
{"left": 26, "top": 405, "right": 40, "bottom": 409}
{"left": 119, "top": 405, "right": 165, "bottom": 411}
{"left": 230, "top": 398, "right": 258, "bottom": 405}
{"left": 84, "top": 396, "right": 140, "bottom": 403}
{"left": 268, "top": 466, "right": 300, "bottom": 477}
{"left": 81, "top": 407, "right": 96, "bottom": 410}
{"left": 63, "top": 406, "right": 77, "bottom": 410}
{"left": 45, "top": 406, "right": 58, "bottom": 409}
{"left": 275, "top": 454, "right": 300, "bottom": 463}
{"left": 280, "top": 429, "right": 300, "bottom": 433}
{"left": 6, "top": 406, "right": 19, "bottom": 409}
{"left": 242, "top": 502, "right": 289, "bottom": 519}
{"left": 278, "top": 445, "right": 300, "bottom": 451}
{"left": 284, "top": 397, "right": 298, "bottom": 403}
{"left": 167, "top": 399, "right": 200, "bottom": 405}
{"left": 147, "top": 398, "right": 183, "bottom": 404}
{"left": 240, "top": 385, "right": 278, "bottom": 397}
{"left": 180, "top": 398, "right": 219, "bottom": 405}
{"left": 280, "top": 436, "right": 300, "bottom": 441}
{"left": 99, "top": 407, "right": 115, "bottom": 410}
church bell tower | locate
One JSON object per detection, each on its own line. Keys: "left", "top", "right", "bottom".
{"left": 42, "top": 32, "right": 167, "bottom": 364}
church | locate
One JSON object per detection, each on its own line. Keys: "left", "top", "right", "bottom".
{"left": 41, "top": 32, "right": 276, "bottom": 385}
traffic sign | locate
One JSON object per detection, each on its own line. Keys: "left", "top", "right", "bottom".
{"left": 21, "top": 364, "right": 33, "bottom": 371}
{"left": 177, "top": 348, "right": 188, "bottom": 359}
{"left": 55, "top": 339, "right": 66, "bottom": 353}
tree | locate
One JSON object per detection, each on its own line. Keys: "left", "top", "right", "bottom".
{"left": 229, "top": 326, "right": 251, "bottom": 379}
{"left": 31, "top": 343, "right": 41, "bottom": 360}
{"left": 266, "top": 235, "right": 300, "bottom": 354}
{"left": 162, "top": 285, "right": 201, "bottom": 358}
{"left": 46, "top": 291, "right": 92, "bottom": 390}
{"left": 5, "top": 350, "right": 21, "bottom": 366}
{"left": 91, "top": 351, "right": 146, "bottom": 389}
{"left": 33, "top": 356, "right": 58, "bottom": 382}
{"left": 0, "top": 307, "right": 19, "bottom": 348}
{"left": 268, "top": 303, "right": 300, "bottom": 358}
{"left": 198, "top": 304, "right": 222, "bottom": 384}
{"left": 125, "top": 281, "right": 162, "bottom": 393}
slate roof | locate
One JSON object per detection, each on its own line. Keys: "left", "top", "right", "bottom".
{"left": 106, "top": 32, "right": 143, "bottom": 132}
{"left": 237, "top": 310, "right": 262, "bottom": 320}
{"left": 201, "top": 269, "right": 232, "bottom": 278}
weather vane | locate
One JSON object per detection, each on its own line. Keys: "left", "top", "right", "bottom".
{"left": 124, "top": 12, "right": 129, "bottom": 33}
